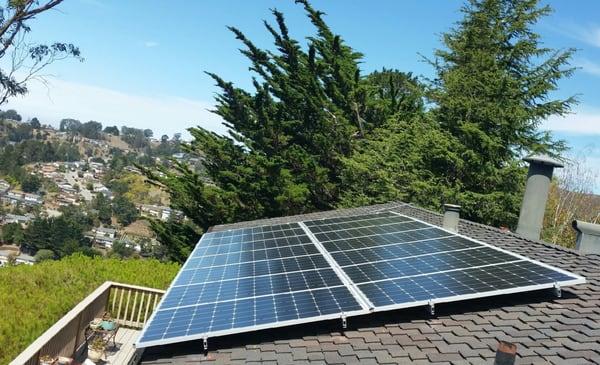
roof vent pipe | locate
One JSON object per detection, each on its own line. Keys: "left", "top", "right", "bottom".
{"left": 443, "top": 204, "right": 461, "bottom": 233}
{"left": 516, "top": 154, "right": 564, "bottom": 240}
{"left": 572, "top": 220, "right": 600, "bottom": 255}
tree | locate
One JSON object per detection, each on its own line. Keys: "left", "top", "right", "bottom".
{"left": 29, "top": 117, "right": 40, "bottom": 129}
{"left": 160, "top": 134, "right": 169, "bottom": 143}
{"left": 426, "top": 0, "right": 576, "bottom": 226}
{"left": 0, "top": 109, "right": 21, "bottom": 121}
{"left": 112, "top": 195, "right": 138, "bottom": 226}
{"left": 0, "top": 1, "right": 82, "bottom": 106}
{"left": 79, "top": 120, "right": 102, "bottom": 139}
{"left": 542, "top": 152, "right": 600, "bottom": 248}
{"left": 103, "top": 125, "right": 119, "bottom": 136}
{"left": 1, "top": 223, "right": 24, "bottom": 244}
{"left": 59, "top": 118, "right": 81, "bottom": 132}
{"left": 111, "top": 240, "right": 134, "bottom": 258}
{"left": 93, "top": 193, "right": 112, "bottom": 225}
{"left": 20, "top": 174, "right": 41, "bottom": 192}
{"left": 143, "top": 129, "right": 154, "bottom": 138}
{"left": 34, "top": 249, "right": 54, "bottom": 262}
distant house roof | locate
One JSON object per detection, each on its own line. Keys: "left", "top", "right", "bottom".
{"left": 139, "top": 202, "right": 600, "bottom": 364}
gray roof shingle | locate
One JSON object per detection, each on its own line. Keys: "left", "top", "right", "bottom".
{"left": 140, "top": 202, "right": 600, "bottom": 365}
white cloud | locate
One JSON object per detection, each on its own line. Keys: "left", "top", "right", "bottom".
{"left": 3, "top": 78, "right": 226, "bottom": 138}
{"left": 542, "top": 110, "right": 600, "bottom": 135}
{"left": 576, "top": 58, "right": 600, "bottom": 77}
{"left": 144, "top": 41, "right": 159, "bottom": 48}
{"left": 551, "top": 22, "right": 600, "bottom": 48}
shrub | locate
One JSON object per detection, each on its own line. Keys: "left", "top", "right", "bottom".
{"left": 0, "top": 254, "right": 179, "bottom": 364}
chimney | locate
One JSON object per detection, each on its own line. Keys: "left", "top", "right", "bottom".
{"left": 572, "top": 220, "right": 600, "bottom": 254}
{"left": 443, "top": 204, "right": 461, "bottom": 233}
{"left": 516, "top": 154, "right": 564, "bottom": 240}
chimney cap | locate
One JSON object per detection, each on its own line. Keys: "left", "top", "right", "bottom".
{"left": 523, "top": 154, "right": 564, "bottom": 168}
{"left": 443, "top": 203, "right": 461, "bottom": 212}
{"left": 572, "top": 220, "right": 600, "bottom": 236}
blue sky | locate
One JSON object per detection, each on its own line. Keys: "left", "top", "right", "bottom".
{"left": 5, "top": 0, "right": 600, "bottom": 188}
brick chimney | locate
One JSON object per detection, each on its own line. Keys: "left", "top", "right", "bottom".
{"left": 572, "top": 220, "right": 600, "bottom": 255}
{"left": 516, "top": 154, "right": 564, "bottom": 240}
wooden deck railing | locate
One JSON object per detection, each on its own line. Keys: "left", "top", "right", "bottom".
{"left": 10, "top": 281, "right": 165, "bottom": 365}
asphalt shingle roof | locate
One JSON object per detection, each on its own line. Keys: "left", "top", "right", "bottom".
{"left": 140, "top": 202, "right": 600, "bottom": 365}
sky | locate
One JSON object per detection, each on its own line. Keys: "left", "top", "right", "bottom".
{"left": 4, "top": 0, "right": 600, "bottom": 189}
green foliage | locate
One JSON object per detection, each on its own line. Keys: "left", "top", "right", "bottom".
{"left": 425, "top": 0, "right": 575, "bottom": 225}
{"left": 1, "top": 222, "right": 24, "bottom": 245}
{"left": 121, "top": 126, "right": 150, "bottom": 149}
{"left": 0, "top": 254, "right": 179, "bottom": 364}
{"left": 20, "top": 173, "right": 41, "bottom": 193}
{"left": 22, "top": 206, "right": 94, "bottom": 258}
{"left": 34, "top": 249, "right": 55, "bottom": 262}
{"left": 339, "top": 115, "right": 462, "bottom": 210}
{"left": 0, "top": 109, "right": 21, "bottom": 121}
{"left": 103, "top": 125, "right": 119, "bottom": 136}
{"left": 110, "top": 240, "right": 134, "bottom": 258}
{"left": 112, "top": 195, "right": 138, "bottom": 226}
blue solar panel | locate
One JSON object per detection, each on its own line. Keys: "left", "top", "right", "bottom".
{"left": 303, "top": 212, "right": 585, "bottom": 311}
{"left": 137, "top": 223, "right": 365, "bottom": 347}
{"left": 137, "top": 211, "right": 585, "bottom": 349}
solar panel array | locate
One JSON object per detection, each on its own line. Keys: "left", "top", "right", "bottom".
{"left": 137, "top": 211, "right": 585, "bottom": 348}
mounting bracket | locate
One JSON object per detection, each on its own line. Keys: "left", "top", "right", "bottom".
{"left": 341, "top": 314, "right": 347, "bottom": 329}
{"left": 428, "top": 300, "right": 435, "bottom": 316}
{"left": 203, "top": 337, "right": 208, "bottom": 352}
{"left": 553, "top": 282, "right": 561, "bottom": 298}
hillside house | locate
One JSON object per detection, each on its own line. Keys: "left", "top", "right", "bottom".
{"left": 1, "top": 213, "right": 34, "bottom": 226}
{"left": 139, "top": 204, "right": 183, "bottom": 222}
{"left": 0, "top": 249, "right": 35, "bottom": 267}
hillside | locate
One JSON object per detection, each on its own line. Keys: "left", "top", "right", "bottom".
{"left": 0, "top": 255, "right": 179, "bottom": 364}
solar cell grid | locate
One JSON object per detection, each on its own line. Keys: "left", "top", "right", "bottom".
{"left": 341, "top": 246, "right": 520, "bottom": 284}
{"left": 321, "top": 226, "right": 451, "bottom": 252}
{"left": 329, "top": 235, "right": 479, "bottom": 266}
{"left": 175, "top": 254, "right": 331, "bottom": 286}
{"left": 192, "top": 233, "right": 312, "bottom": 258}
{"left": 184, "top": 242, "right": 320, "bottom": 269}
{"left": 161, "top": 268, "right": 344, "bottom": 310}
{"left": 314, "top": 220, "right": 428, "bottom": 243}
{"left": 303, "top": 212, "right": 397, "bottom": 227}
{"left": 306, "top": 214, "right": 411, "bottom": 234}
{"left": 358, "top": 260, "right": 577, "bottom": 307}
{"left": 139, "top": 286, "right": 362, "bottom": 343}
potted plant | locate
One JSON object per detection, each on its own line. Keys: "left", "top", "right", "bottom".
{"left": 89, "top": 318, "right": 102, "bottom": 330}
{"left": 87, "top": 337, "right": 105, "bottom": 362}
{"left": 39, "top": 355, "right": 56, "bottom": 365}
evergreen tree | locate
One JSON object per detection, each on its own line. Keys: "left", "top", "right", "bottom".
{"left": 426, "top": 0, "right": 576, "bottom": 225}
{"left": 144, "top": 0, "right": 375, "bottom": 260}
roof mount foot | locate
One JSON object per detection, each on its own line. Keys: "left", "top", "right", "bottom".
{"left": 203, "top": 337, "right": 208, "bottom": 355}
{"left": 553, "top": 282, "right": 561, "bottom": 298}
{"left": 341, "top": 314, "right": 347, "bottom": 330}
{"left": 428, "top": 300, "right": 435, "bottom": 316}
